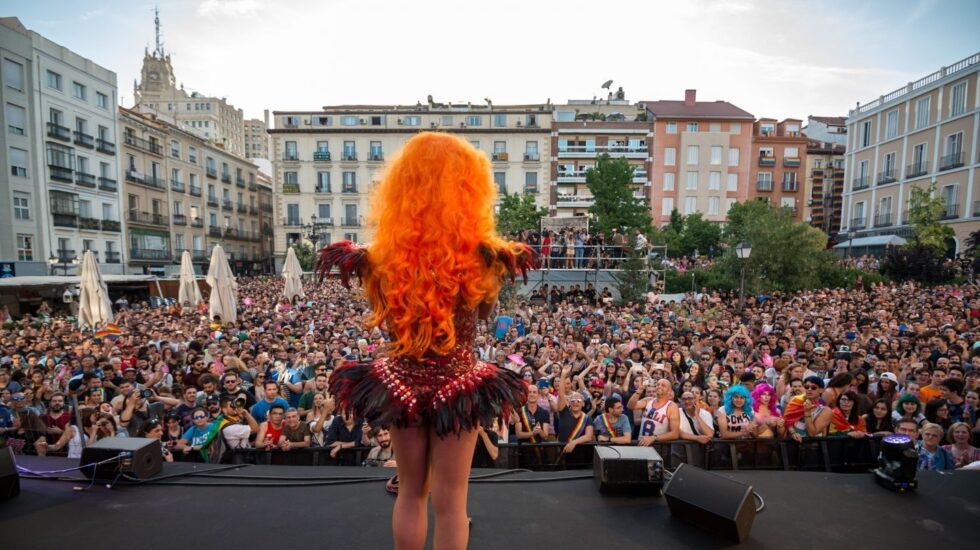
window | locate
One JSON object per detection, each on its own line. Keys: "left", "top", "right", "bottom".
{"left": 6, "top": 103, "right": 25, "bottom": 135}
{"left": 493, "top": 141, "right": 506, "bottom": 155}
{"left": 663, "top": 172, "right": 675, "bottom": 191}
{"left": 13, "top": 194, "right": 30, "bottom": 220}
{"left": 709, "top": 171, "right": 721, "bottom": 190}
{"left": 316, "top": 171, "right": 331, "bottom": 192}
{"left": 727, "top": 173, "right": 738, "bottom": 191}
{"left": 286, "top": 203, "right": 300, "bottom": 224}
{"left": 664, "top": 148, "right": 676, "bottom": 166}
{"left": 524, "top": 172, "right": 538, "bottom": 193}
{"left": 467, "top": 115, "right": 482, "bottom": 126}
{"left": 96, "top": 92, "right": 108, "bottom": 109}
{"left": 47, "top": 70, "right": 62, "bottom": 90}
{"left": 883, "top": 152, "right": 896, "bottom": 178}
{"left": 317, "top": 203, "right": 331, "bottom": 220}
{"left": 684, "top": 197, "right": 697, "bottom": 214}
{"left": 493, "top": 114, "right": 507, "bottom": 127}
{"left": 708, "top": 197, "right": 720, "bottom": 215}
{"left": 16, "top": 235, "right": 32, "bottom": 261}
{"left": 403, "top": 116, "right": 420, "bottom": 126}
{"left": 72, "top": 81, "right": 86, "bottom": 100}
{"left": 340, "top": 116, "right": 359, "bottom": 126}
{"left": 283, "top": 171, "right": 298, "bottom": 184}
{"left": 946, "top": 132, "right": 963, "bottom": 155}
{"left": 687, "top": 146, "right": 699, "bottom": 164}
{"left": 950, "top": 82, "right": 967, "bottom": 117}
{"left": 859, "top": 160, "right": 869, "bottom": 180}
{"left": 785, "top": 124, "right": 800, "bottom": 136}
{"left": 170, "top": 140, "right": 180, "bottom": 158}
{"left": 189, "top": 147, "right": 197, "bottom": 164}
{"left": 525, "top": 141, "right": 539, "bottom": 158}
{"left": 9, "top": 147, "right": 27, "bottom": 177}
{"left": 470, "top": 140, "right": 480, "bottom": 150}
{"left": 661, "top": 197, "right": 674, "bottom": 216}
{"left": 915, "top": 97, "right": 930, "bottom": 129}
{"left": 860, "top": 121, "right": 871, "bottom": 147}
{"left": 342, "top": 171, "right": 356, "bottom": 192}
{"left": 879, "top": 196, "right": 892, "bottom": 216}
{"left": 760, "top": 124, "right": 775, "bottom": 136}
{"left": 729, "top": 123, "right": 741, "bottom": 134}
{"left": 343, "top": 141, "right": 356, "bottom": 159}
{"left": 912, "top": 143, "right": 927, "bottom": 171}
{"left": 284, "top": 141, "right": 298, "bottom": 160}
{"left": 665, "top": 122, "right": 677, "bottom": 134}
{"left": 2, "top": 58, "right": 24, "bottom": 91}
{"left": 885, "top": 110, "right": 899, "bottom": 139}
{"left": 370, "top": 116, "right": 382, "bottom": 126}
{"left": 494, "top": 172, "right": 506, "bottom": 194}
{"left": 709, "top": 122, "right": 721, "bottom": 132}
{"left": 311, "top": 116, "right": 332, "bottom": 126}
{"left": 686, "top": 171, "right": 698, "bottom": 190}
{"left": 784, "top": 147, "right": 799, "bottom": 158}
{"left": 710, "top": 146, "right": 722, "bottom": 165}
{"left": 728, "top": 148, "right": 739, "bottom": 166}
{"left": 686, "top": 122, "right": 699, "bottom": 132}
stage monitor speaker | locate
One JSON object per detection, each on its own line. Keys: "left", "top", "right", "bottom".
{"left": 0, "top": 446, "right": 19, "bottom": 500}
{"left": 80, "top": 437, "right": 163, "bottom": 480}
{"left": 663, "top": 464, "right": 756, "bottom": 543}
{"left": 593, "top": 445, "right": 664, "bottom": 495}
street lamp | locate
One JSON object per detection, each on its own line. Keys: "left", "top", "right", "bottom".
{"left": 735, "top": 241, "right": 752, "bottom": 312}
{"left": 48, "top": 253, "right": 79, "bottom": 275}
{"left": 847, "top": 229, "right": 856, "bottom": 259}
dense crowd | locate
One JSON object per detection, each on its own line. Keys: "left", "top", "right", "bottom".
{"left": 1, "top": 276, "right": 979, "bottom": 472}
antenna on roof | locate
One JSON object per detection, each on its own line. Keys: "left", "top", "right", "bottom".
{"left": 601, "top": 80, "right": 613, "bottom": 90}
{"left": 154, "top": 5, "right": 164, "bottom": 57}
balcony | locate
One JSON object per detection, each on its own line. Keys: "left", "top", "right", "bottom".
{"left": 98, "top": 177, "right": 117, "bottom": 192}
{"left": 852, "top": 176, "right": 870, "bottom": 191}
{"left": 811, "top": 168, "right": 825, "bottom": 178}
{"left": 192, "top": 249, "right": 208, "bottom": 262}
{"left": 605, "top": 145, "right": 648, "bottom": 159}
{"left": 101, "top": 219, "right": 120, "bottom": 232}
{"left": 130, "top": 248, "right": 172, "bottom": 261}
{"left": 224, "top": 227, "right": 239, "bottom": 239}
{"left": 783, "top": 157, "right": 801, "bottom": 167}
{"left": 249, "top": 205, "right": 258, "bottom": 215}
{"left": 876, "top": 170, "right": 897, "bottom": 186}
{"left": 73, "top": 131, "right": 94, "bottom": 149}
{"left": 556, "top": 194, "right": 595, "bottom": 208}
{"left": 125, "top": 170, "right": 165, "bottom": 191}
{"left": 128, "top": 210, "right": 169, "bottom": 227}
{"left": 283, "top": 153, "right": 299, "bottom": 162}
{"left": 105, "top": 251, "right": 120, "bottom": 263}
{"left": 261, "top": 203, "right": 273, "bottom": 213}
{"left": 283, "top": 217, "right": 302, "bottom": 227}
{"left": 756, "top": 179, "right": 773, "bottom": 192}
{"left": 189, "top": 185, "right": 202, "bottom": 197}
{"left": 368, "top": 152, "right": 384, "bottom": 162}
{"left": 222, "top": 199, "right": 233, "bottom": 211}
{"left": 850, "top": 217, "right": 867, "bottom": 230}
{"left": 341, "top": 185, "right": 358, "bottom": 194}
{"left": 75, "top": 172, "right": 96, "bottom": 188}
{"left": 315, "top": 184, "right": 332, "bottom": 194}
{"left": 49, "top": 165, "right": 74, "bottom": 183}
{"left": 342, "top": 152, "right": 357, "bottom": 161}
{"left": 79, "top": 216, "right": 101, "bottom": 230}
{"left": 55, "top": 249, "right": 76, "bottom": 262}
{"left": 524, "top": 153, "right": 541, "bottom": 162}
{"left": 237, "top": 203, "right": 247, "bottom": 213}
{"left": 906, "top": 161, "right": 929, "bottom": 178}
{"left": 47, "top": 122, "right": 71, "bottom": 141}
{"left": 313, "top": 151, "right": 331, "bottom": 162}
{"left": 93, "top": 139, "right": 115, "bottom": 156}
{"left": 781, "top": 180, "right": 799, "bottom": 192}
{"left": 52, "top": 212, "right": 78, "bottom": 227}
{"left": 874, "top": 213, "right": 893, "bottom": 227}
{"left": 939, "top": 151, "right": 964, "bottom": 172}
{"left": 492, "top": 152, "right": 509, "bottom": 162}
{"left": 557, "top": 170, "right": 588, "bottom": 183}
{"left": 632, "top": 190, "right": 648, "bottom": 201}
{"left": 236, "top": 177, "right": 246, "bottom": 188}
{"left": 280, "top": 181, "right": 301, "bottom": 194}
{"left": 206, "top": 225, "right": 221, "bottom": 238}
{"left": 221, "top": 173, "right": 231, "bottom": 183}
{"left": 758, "top": 156, "right": 776, "bottom": 167}
{"left": 941, "top": 203, "right": 960, "bottom": 220}
{"left": 342, "top": 217, "right": 361, "bottom": 227}
{"left": 123, "top": 134, "right": 162, "bottom": 156}
{"left": 248, "top": 182, "right": 258, "bottom": 191}
{"left": 173, "top": 214, "right": 187, "bottom": 226}
{"left": 207, "top": 196, "right": 219, "bottom": 207}
{"left": 206, "top": 167, "right": 217, "bottom": 179}
{"left": 190, "top": 217, "right": 204, "bottom": 228}
{"left": 633, "top": 171, "right": 649, "bottom": 184}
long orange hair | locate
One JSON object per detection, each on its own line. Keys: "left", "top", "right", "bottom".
{"left": 362, "top": 132, "right": 519, "bottom": 360}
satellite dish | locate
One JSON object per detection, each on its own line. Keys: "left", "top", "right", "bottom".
{"left": 601, "top": 80, "right": 613, "bottom": 89}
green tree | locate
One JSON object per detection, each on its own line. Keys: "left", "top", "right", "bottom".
{"left": 679, "top": 212, "right": 722, "bottom": 257}
{"left": 496, "top": 192, "right": 547, "bottom": 234}
{"left": 616, "top": 245, "right": 649, "bottom": 305}
{"left": 907, "top": 183, "right": 955, "bottom": 253}
{"left": 291, "top": 243, "right": 315, "bottom": 271}
{"left": 587, "top": 154, "right": 652, "bottom": 236}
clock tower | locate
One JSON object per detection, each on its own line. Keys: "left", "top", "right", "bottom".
{"left": 134, "top": 6, "right": 177, "bottom": 103}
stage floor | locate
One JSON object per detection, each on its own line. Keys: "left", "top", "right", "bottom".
{"left": 3, "top": 456, "right": 977, "bottom": 549}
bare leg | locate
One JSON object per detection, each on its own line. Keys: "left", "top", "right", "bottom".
{"left": 390, "top": 425, "right": 431, "bottom": 550}
{"left": 429, "top": 427, "right": 479, "bottom": 550}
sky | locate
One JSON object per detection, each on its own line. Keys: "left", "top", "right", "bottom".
{"left": 3, "top": 0, "right": 979, "bottom": 122}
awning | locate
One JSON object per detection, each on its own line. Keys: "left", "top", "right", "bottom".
{"left": 833, "top": 235, "right": 907, "bottom": 249}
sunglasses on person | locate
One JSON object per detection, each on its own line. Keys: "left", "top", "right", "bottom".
{"left": 192, "top": 414, "right": 207, "bottom": 420}
{"left": 804, "top": 384, "right": 821, "bottom": 390}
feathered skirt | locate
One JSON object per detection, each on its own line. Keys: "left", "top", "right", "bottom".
{"left": 328, "top": 353, "right": 527, "bottom": 437}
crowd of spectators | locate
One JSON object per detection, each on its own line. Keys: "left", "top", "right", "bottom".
{"left": 2, "top": 275, "right": 979, "bottom": 472}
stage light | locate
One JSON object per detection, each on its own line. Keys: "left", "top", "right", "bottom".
{"left": 874, "top": 434, "right": 918, "bottom": 492}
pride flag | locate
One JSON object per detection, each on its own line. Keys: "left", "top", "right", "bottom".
{"left": 95, "top": 323, "right": 122, "bottom": 340}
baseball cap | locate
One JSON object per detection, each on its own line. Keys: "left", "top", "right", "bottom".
{"left": 589, "top": 379, "right": 605, "bottom": 389}
{"left": 879, "top": 372, "right": 899, "bottom": 384}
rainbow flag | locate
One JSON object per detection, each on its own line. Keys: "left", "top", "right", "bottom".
{"left": 95, "top": 323, "right": 122, "bottom": 340}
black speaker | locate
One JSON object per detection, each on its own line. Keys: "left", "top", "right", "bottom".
{"left": 0, "top": 447, "right": 19, "bottom": 500}
{"left": 663, "top": 464, "right": 756, "bottom": 543}
{"left": 80, "top": 437, "right": 163, "bottom": 480}
{"left": 593, "top": 445, "right": 664, "bottom": 494}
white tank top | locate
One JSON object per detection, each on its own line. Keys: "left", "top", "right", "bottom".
{"left": 639, "top": 399, "right": 672, "bottom": 437}
{"left": 67, "top": 426, "right": 83, "bottom": 459}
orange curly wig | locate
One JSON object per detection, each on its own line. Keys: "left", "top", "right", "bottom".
{"left": 362, "top": 132, "right": 523, "bottom": 360}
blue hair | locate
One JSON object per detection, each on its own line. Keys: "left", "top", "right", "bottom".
{"left": 723, "top": 385, "right": 754, "bottom": 419}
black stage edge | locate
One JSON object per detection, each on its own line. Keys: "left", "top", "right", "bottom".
{"left": 3, "top": 456, "right": 977, "bottom": 549}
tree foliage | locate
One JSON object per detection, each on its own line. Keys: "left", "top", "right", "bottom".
{"left": 496, "top": 192, "right": 547, "bottom": 234}
{"left": 880, "top": 244, "right": 954, "bottom": 283}
{"left": 616, "top": 244, "right": 649, "bottom": 305}
{"left": 291, "top": 243, "right": 315, "bottom": 272}
{"left": 587, "top": 154, "right": 652, "bottom": 236}
{"left": 907, "top": 183, "right": 955, "bottom": 253}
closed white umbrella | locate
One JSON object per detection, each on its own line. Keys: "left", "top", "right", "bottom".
{"left": 206, "top": 244, "right": 238, "bottom": 323}
{"left": 282, "top": 246, "right": 306, "bottom": 302}
{"left": 178, "top": 249, "right": 202, "bottom": 307}
{"left": 77, "top": 250, "right": 113, "bottom": 329}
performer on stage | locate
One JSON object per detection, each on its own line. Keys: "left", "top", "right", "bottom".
{"left": 316, "top": 132, "right": 537, "bottom": 550}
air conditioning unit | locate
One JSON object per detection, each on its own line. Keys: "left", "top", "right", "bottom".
{"left": 460, "top": 122, "right": 466, "bottom": 128}
{"left": 431, "top": 122, "right": 438, "bottom": 128}
{"left": 516, "top": 120, "right": 523, "bottom": 127}
{"left": 359, "top": 119, "right": 367, "bottom": 125}
{"left": 397, "top": 118, "right": 403, "bottom": 125}
{"left": 304, "top": 119, "right": 312, "bottom": 126}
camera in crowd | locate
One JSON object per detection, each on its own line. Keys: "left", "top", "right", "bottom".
{"left": 234, "top": 395, "right": 248, "bottom": 409}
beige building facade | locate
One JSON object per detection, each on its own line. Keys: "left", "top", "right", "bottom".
{"left": 244, "top": 117, "right": 268, "bottom": 160}
{"left": 843, "top": 52, "right": 979, "bottom": 255}
{"left": 269, "top": 102, "right": 552, "bottom": 268}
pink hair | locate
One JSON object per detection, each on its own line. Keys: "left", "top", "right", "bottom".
{"left": 751, "top": 382, "right": 780, "bottom": 417}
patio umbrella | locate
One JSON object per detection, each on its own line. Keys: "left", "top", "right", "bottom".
{"left": 206, "top": 244, "right": 238, "bottom": 324}
{"left": 77, "top": 250, "right": 113, "bottom": 329}
{"left": 178, "top": 249, "right": 202, "bottom": 307}
{"left": 282, "top": 246, "right": 306, "bottom": 302}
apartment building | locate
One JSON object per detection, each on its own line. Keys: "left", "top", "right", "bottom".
{"left": 268, "top": 101, "right": 552, "bottom": 269}
{"left": 805, "top": 138, "right": 846, "bottom": 238}
{"left": 843, "top": 52, "right": 979, "bottom": 255}
{"left": 119, "top": 107, "right": 272, "bottom": 275}
{"left": 244, "top": 117, "right": 268, "bottom": 160}
{"left": 0, "top": 17, "right": 123, "bottom": 275}
{"left": 748, "top": 118, "right": 808, "bottom": 219}
{"left": 803, "top": 115, "right": 847, "bottom": 147}
{"left": 643, "top": 90, "right": 754, "bottom": 224}
{"left": 551, "top": 96, "right": 652, "bottom": 217}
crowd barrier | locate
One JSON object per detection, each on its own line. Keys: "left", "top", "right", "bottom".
{"left": 226, "top": 436, "right": 885, "bottom": 473}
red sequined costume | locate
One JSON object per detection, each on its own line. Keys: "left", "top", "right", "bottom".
{"left": 317, "top": 241, "right": 536, "bottom": 436}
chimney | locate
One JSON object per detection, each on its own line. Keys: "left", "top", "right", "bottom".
{"left": 684, "top": 89, "right": 697, "bottom": 106}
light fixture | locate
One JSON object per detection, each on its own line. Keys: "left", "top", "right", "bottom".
{"left": 48, "top": 255, "right": 58, "bottom": 266}
{"left": 735, "top": 241, "right": 752, "bottom": 260}
{"left": 873, "top": 434, "right": 918, "bottom": 492}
